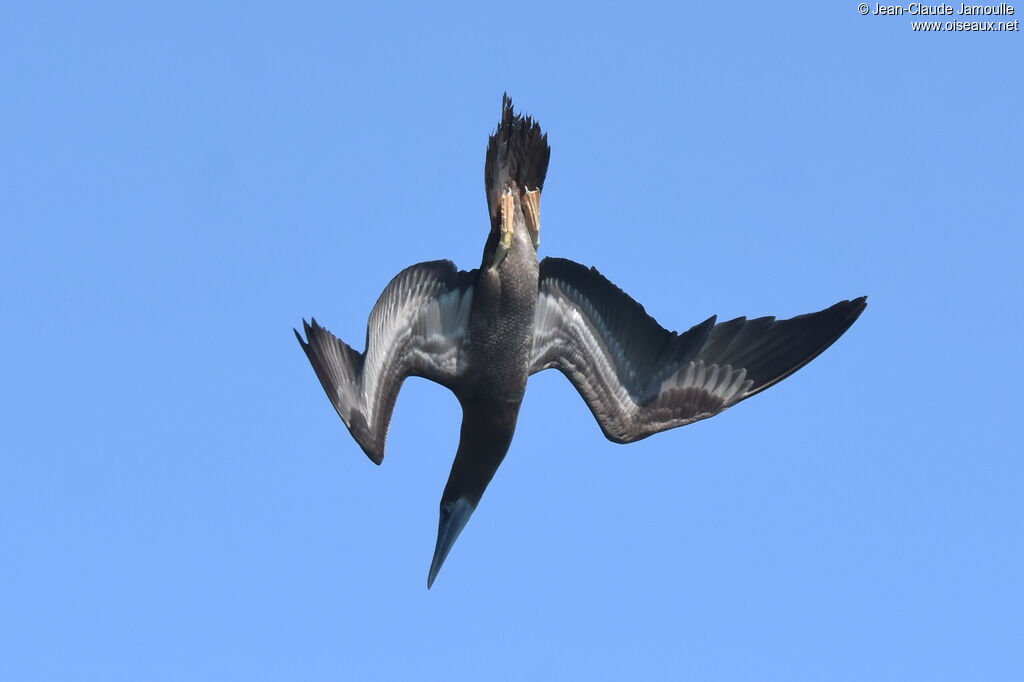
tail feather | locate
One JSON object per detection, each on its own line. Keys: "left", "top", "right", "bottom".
{"left": 484, "top": 94, "right": 550, "bottom": 223}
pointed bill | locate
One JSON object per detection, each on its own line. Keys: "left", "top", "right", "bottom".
{"left": 427, "top": 498, "right": 477, "bottom": 588}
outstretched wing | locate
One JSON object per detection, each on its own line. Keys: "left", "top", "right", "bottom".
{"left": 530, "top": 257, "right": 866, "bottom": 443}
{"left": 296, "top": 260, "right": 476, "bottom": 464}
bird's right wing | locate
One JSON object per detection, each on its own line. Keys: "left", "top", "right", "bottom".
{"left": 296, "top": 260, "right": 475, "bottom": 464}
{"left": 530, "top": 257, "right": 866, "bottom": 444}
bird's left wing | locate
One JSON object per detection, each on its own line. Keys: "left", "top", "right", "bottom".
{"left": 530, "top": 257, "right": 866, "bottom": 444}
{"left": 296, "top": 260, "right": 475, "bottom": 464}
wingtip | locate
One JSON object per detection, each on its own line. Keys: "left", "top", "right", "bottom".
{"left": 300, "top": 317, "right": 329, "bottom": 340}
{"left": 846, "top": 296, "right": 869, "bottom": 320}
{"left": 295, "top": 318, "right": 318, "bottom": 347}
{"left": 827, "top": 296, "right": 868, "bottom": 321}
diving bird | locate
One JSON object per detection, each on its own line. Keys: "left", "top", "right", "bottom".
{"left": 295, "top": 96, "right": 866, "bottom": 588}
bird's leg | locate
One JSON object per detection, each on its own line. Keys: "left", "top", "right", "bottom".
{"left": 492, "top": 187, "right": 515, "bottom": 269}
{"left": 523, "top": 188, "right": 540, "bottom": 249}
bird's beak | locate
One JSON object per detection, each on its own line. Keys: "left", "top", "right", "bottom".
{"left": 427, "top": 498, "right": 477, "bottom": 588}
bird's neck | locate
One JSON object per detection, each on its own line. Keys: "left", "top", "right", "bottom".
{"left": 441, "top": 397, "right": 522, "bottom": 507}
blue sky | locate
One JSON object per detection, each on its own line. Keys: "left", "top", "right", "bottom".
{"left": 2, "top": 3, "right": 1021, "bottom": 680}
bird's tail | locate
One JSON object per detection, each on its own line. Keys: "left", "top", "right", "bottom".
{"left": 484, "top": 94, "right": 550, "bottom": 226}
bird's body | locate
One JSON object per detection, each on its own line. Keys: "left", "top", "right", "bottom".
{"left": 462, "top": 220, "right": 539, "bottom": 405}
{"left": 295, "top": 97, "right": 866, "bottom": 587}
{"left": 430, "top": 183, "right": 542, "bottom": 582}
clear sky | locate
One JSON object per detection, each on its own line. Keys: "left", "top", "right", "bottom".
{"left": 2, "top": 2, "right": 1021, "bottom": 680}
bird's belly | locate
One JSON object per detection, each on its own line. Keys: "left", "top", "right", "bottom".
{"left": 462, "top": 303, "right": 536, "bottom": 401}
{"left": 462, "top": 241, "right": 539, "bottom": 401}
{"left": 461, "top": 319, "right": 533, "bottom": 401}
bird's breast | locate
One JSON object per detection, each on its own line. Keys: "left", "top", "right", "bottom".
{"left": 462, "top": 251, "right": 539, "bottom": 401}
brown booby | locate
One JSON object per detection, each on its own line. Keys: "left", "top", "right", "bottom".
{"left": 295, "top": 96, "right": 866, "bottom": 588}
